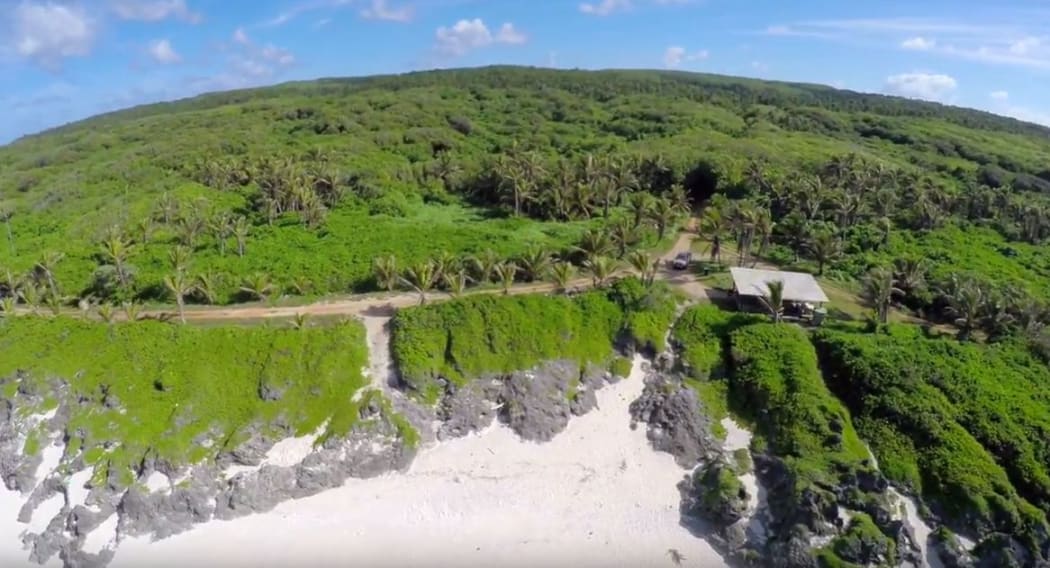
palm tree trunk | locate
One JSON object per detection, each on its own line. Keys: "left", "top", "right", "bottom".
{"left": 177, "top": 297, "right": 186, "bottom": 324}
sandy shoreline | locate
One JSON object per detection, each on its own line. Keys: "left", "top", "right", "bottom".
{"left": 102, "top": 356, "right": 726, "bottom": 568}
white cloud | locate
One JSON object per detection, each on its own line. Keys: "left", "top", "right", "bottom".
{"left": 663, "top": 46, "right": 708, "bottom": 68}
{"left": 885, "top": 72, "right": 958, "bottom": 101}
{"left": 901, "top": 36, "right": 936, "bottom": 50}
{"left": 990, "top": 90, "right": 1010, "bottom": 101}
{"left": 1009, "top": 36, "right": 1042, "bottom": 55}
{"left": 261, "top": 44, "right": 295, "bottom": 65}
{"left": 360, "top": 0, "right": 413, "bottom": 22}
{"left": 496, "top": 23, "right": 527, "bottom": 45}
{"left": 109, "top": 0, "right": 201, "bottom": 23}
{"left": 233, "top": 27, "right": 250, "bottom": 45}
{"left": 579, "top": 0, "right": 630, "bottom": 16}
{"left": 10, "top": 2, "right": 96, "bottom": 69}
{"left": 148, "top": 39, "right": 181, "bottom": 64}
{"left": 434, "top": 19, "right": 527, "bottom": 56}
{"left": 766, "top": 17, "right": 1050, "bottom": 70}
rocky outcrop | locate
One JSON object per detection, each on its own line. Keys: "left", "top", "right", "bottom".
{"left": 499, "top": 361, "right": 576, "bottom": 442}
{"left": 437, "top": 378, "right": 500, "bottom": 440}
{"left": 628, "top": 369, "right": 718, "bottom": 468}
{"left": 436, "top": 360, "right": 615, "bottom": 443}
{"left": 683, "top": 458, "right": 750, "bottom": 526}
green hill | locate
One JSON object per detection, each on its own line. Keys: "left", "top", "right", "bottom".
{"left": 2, "top": 66, "right": 1050, "bottom": 313}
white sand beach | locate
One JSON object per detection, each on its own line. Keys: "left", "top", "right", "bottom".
{"left": 108, "top": 357, "right": 727, "bottom": 568}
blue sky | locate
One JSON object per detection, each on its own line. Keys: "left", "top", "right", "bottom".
{"left": 3, "top": 0, "right": 1050, "bottom": 144}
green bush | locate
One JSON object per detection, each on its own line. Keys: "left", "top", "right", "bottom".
{"left": 390, "top": 278, "right": 672, "bottom": 402}
{"left": 813, "top": 326, "right": 1050, "bottom": 539}
{"left": 672, "top": 304, "right": 762, "bottom": 380}
{"left": 391, "top": 291, "right": 626, "bottom": 401}
{"left": 729, "top": 324, "right": 872, "bottom": 490}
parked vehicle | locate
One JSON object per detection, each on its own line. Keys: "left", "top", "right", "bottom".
{"left": 671, "top": 251, "right": 693, "bottom": 270}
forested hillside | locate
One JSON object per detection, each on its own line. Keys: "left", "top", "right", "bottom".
{"left": 2, "top": 66, "right": 1050, "bottom": 316}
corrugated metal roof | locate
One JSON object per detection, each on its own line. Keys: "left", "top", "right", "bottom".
{"left": 730, "top": 267, "right": 829, "bottom": 304}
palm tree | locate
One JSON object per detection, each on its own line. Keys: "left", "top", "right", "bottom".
{"left": 443, "top": 269, "right": 472, "bottom": 297}
{"left": 233, "top": 216, "right": 250, "bottom": 257}
{"left": 777, "top": 212, "right": 810, "bottom": 263}
{"left": 494, "top": 261, "right": 519, "bottom": 294}
{"left": 290, "top": 313, "right": 311, "bottom": 330}
{"left": 177, "top": 213, "right": 207, "bottom": 249}
{"left": 758, "top": 280, "right": 785, "bottom": 323}
{"left": 431, "top": 251, "right": 460, "bottom": 285}
{"left": 19, "top": 284, "right": 43, "bottom": 316}
{"left": 667, "top": 183, "right": 692, "bottom": 215}
{"left": 289, "top": 276, "right": 313, "bottom": 296}
{"left": 97, "top": 303, "right": 117, "bottom": 324}
{"left": 136, "top": 217, "right": 156, "bottom": 244}
{"left": 548, "top": 262, "right": 576, "bottom": 294}
{"left": 627, "top": 250, "right": 659, "bottom": 287}
{"left": 627, "top": 193, "right": 653, "bottom": 230}
{"left": 239, "top": 273, "right": 276, "bottom": 302}
{"left": 584, "top": 256, "right": 618, "bottom": 288}
{"left": 609, "top": 218, "right": 639, "bottom": 258}
{"left": 99, "top": 234, "right": 134, "bottom": 289}
{"left": 698, "top": 207, "right": 728, "bottom": 265}
{"left": 807, "top": 231, "right": 842, "bottom": 276}
{"left": 469, "top": 249, "right": 501, "bottom": 284}
{"left": 211, "top": 213, "right": 235, "bottom": 256}
{"left": 893, "top": 257, "right": 928, "bottom": 303}
{"left": 164, "top": 272, "right": 193, "bottom": 324}
{"left": 753, "top": 208, "right": 775, "bottom": 259}
{"left": 648, "top": 197, "right": 678, "bottom": 240}
{"left": 0, "top": 296, "right": 17, "bottom": 318}
{"left": 169, "top": 245, "right": 192, "bottom": 274}
{"left": 401, "top": 261, "right": 438, "bottom": 305}
{"left": 156, "top": 192, "right": 179, "bottom": 224}
{"left": 863, "top": 266, "right": 902, "bottom": 324}
{"left": 517, "top": 246, "right": 552, "bottom": 282}
{"left": 942, "top": 274, "right": 985, "bottom": 341}
{"left": 122, "top": 301, "right": 143, "bottom": 323}
{"left": 574, "top": 229, "right": 613, "bottom": 262}
{"left": 373, "top": 255, "right": 399, "bottom": 292}
{"left": 194, "top": 272, "right": 221, "bottom": 305}
{"left": 34, "top": 251, "right": 64, "bottom": 298}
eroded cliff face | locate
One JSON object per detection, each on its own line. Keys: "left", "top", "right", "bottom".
{"left": 0, "top": 351, "right": 629, "bottom": 568}
{"left": 0, "top": 376, "right": 420, "bottom": 568}
{"left": 626, "top": 362, "right": 929, "bottom": 568}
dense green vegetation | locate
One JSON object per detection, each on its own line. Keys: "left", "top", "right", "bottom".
{"left": 0, "top": 316, "right": 370, "bottom": 486}
{"left": 816, "top": 513, "right": 897, "bottom": 568}
{"left": 813, "top": 326, "right": 1050, "bottom": 544}
{"left": 4, "top": 66, "right": 1050, "bottom": 333}
{"left": 728, "top": 324, "right": 872, "bottom": 490}
{"left": 390, "top": 277, "right": 674, "bottom": 401}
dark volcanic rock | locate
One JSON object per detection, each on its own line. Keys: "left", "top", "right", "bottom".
{"left": 628, "top": 370, "right": 717, "bottom": 468}
{"left": 767, "top": 533, "right": 819, "bottom": 568}
{"left": 437, "top": 379, "right": 499, "bottom": 440}
{"left": 498, "top": 360, "right": 578, "bottom": 442}
{"left": 683, "top": 459, "right": 750, "bottom": 526}
{"left": 974, "top": 533, "right": 1031, "bottom": 568}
